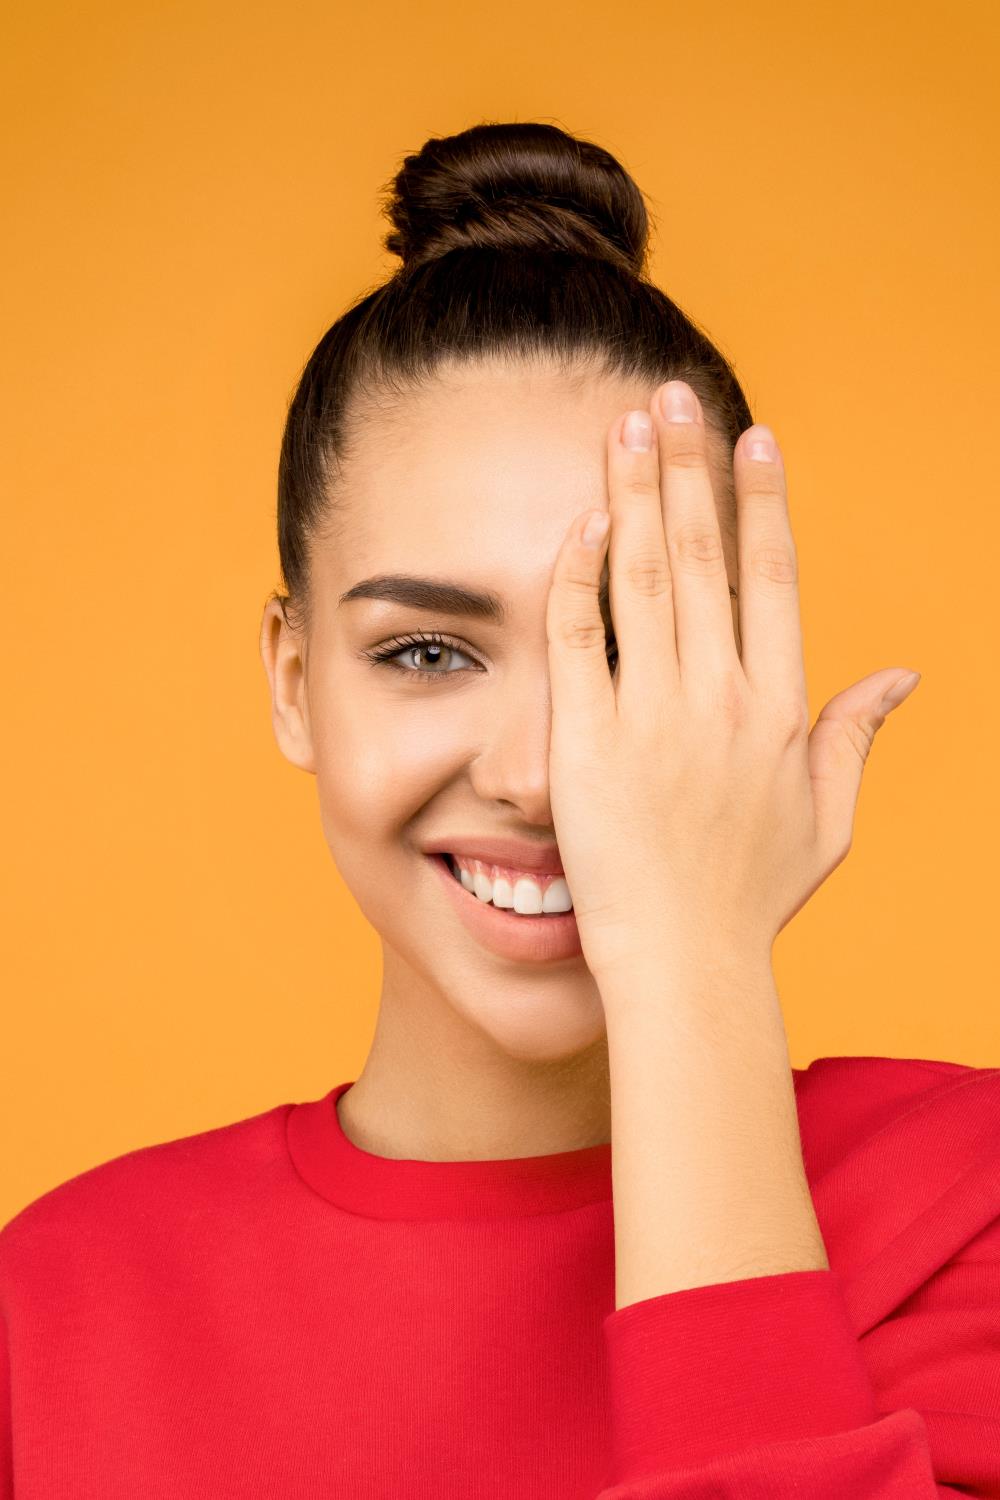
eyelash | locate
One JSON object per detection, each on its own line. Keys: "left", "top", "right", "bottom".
{"left": 361, "top": 631, "right": 484, "bottom": 682}
{"left": 361, "top": 630, "right": 620, "bottom": 682}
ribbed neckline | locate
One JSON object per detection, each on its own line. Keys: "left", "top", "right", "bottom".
{"left": 286, "top": 1081, "right": 614, "bottom": 1220}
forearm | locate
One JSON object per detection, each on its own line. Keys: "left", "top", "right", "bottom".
{"left": 601, "top": 949, "right": 830, "bottom": 1312}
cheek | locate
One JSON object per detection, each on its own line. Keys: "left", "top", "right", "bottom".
{"left": 311, "top": 701, "right": 471, "bottom": 945}
{"left": 311, "top": 693, "right": 470, "bottom": 857}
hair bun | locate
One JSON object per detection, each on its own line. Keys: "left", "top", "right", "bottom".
{"left": 381, "top": 121, "right": 649, "bottom": 277}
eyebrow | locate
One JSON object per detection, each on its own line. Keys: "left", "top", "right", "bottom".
{"left": 339, "top": 572, "right": 612, "bottom": 625}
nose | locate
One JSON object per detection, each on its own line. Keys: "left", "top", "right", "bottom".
{"left": 466, "top": 668, "right": 554, "bottom": 828}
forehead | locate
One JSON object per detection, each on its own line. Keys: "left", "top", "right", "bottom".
{"left": 319, "top": 356, "right": 732, "bottom": 615}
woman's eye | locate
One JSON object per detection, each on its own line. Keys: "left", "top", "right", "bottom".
{"left": 362, "top": 633, "right": 480, "bottom": 681}
{"left": 361, "top": 631, "right": 615, "bottom": 681}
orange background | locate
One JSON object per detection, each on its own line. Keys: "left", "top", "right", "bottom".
{"left": 2, "top": 0, "right": 998, "bottom": 1226}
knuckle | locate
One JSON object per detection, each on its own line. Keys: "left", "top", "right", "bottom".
{"left": 617, "top": 471, "right": 661, "bottom": 501}
{"left": 742, "top": 472, "right": 787, "bottom": 503}
{"left": 748, "top": 539, "right": 798, "bottom": 588}
{"left": 661, "top": 441, "right": 707, "bottom": 471}
{"left": 553, "top": 613, "right": 609, "bottom": 652}
{"left": 717, "top": 671, "right": 748, "bottom": 727}
{"left": 699, "top": 668, "right": 748, "bottom": 728}
{"left": 623, "top": 547, "right": 672, "bottom": 598}
{"left": 669, "top": 522, "right": 726, "bottom": 575}
{"left": 771, "top": 697, "right": 810, "bottom": 743}
{"left": 840, "top": 716, "right": 877, "bottom": 767}
{"left": 559, "top": 561, "right": 599, "bottom": 591}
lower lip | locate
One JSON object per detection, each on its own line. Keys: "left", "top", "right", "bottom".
{"left": 425, "top": 854, "right": 584, "bottom": 964}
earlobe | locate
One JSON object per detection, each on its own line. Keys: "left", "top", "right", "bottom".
{"left": 259, "top": 599, "right": 317, "bottom": 775}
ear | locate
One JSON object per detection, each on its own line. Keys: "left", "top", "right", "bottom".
{"left": 259, "top": 595, "right": 316, "bottom": 774}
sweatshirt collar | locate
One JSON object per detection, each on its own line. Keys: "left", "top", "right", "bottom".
{"left": 286, "top": 1081, "right": 613, "bottom": 1220}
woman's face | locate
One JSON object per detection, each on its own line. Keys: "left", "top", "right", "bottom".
{"left": 261, "top": 357, "right": 740, "bottom": 1063}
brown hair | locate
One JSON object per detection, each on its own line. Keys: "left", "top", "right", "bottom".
{"left": 271, "top": 120, "right": 754, "bottom": 635}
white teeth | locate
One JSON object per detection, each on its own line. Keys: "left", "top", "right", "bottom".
{"left": 513, "top": 877, "right": 543, "bottom": 915}
{"left": 541, "top": 878, "right": 572, "bottom": 914}
{"left": 449, "top": 857, "right": 573, "bottom": 915}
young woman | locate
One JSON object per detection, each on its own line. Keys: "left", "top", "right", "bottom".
{"left": 2, "top": 121, "right": 998, "bottom": 1498}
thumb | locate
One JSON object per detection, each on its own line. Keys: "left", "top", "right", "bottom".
{"left": 807, "top": 668, "right": 921, "bottom": 866}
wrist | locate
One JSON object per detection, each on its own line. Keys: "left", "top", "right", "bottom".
{"left": 594, "top": 938, "right": 776, "bottom": 1011}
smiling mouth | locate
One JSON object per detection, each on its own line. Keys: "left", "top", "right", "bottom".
{"left": 436, "top": 853, "right": 574, "bottom": 917}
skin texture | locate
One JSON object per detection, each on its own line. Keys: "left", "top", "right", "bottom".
{"left": 534, "top": 378, "right": 919, "bottom": 1305}
{"left": 543, "top": 382, "right": 916, "bottom": 982}
{"left": 258, "top": 357, "right": 918, "bottom": 1205}
{"left": 260, "top": 357, "right": 737, "bottom": 1161}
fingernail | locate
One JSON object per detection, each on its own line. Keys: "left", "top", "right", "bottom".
{"left": 582, "top": 510, "right": 610, "bottom": 547}
{"left": 622, "top": 410, "right": 653, "bottom": 451}
{"left": 746, "top": 425, "right": 778, "bottom": 462}
{"left": 879, "top": 670, "right": 921, "bottom": 714}
{"left": 658, "top": 382, "right": 699, "bottom": 423}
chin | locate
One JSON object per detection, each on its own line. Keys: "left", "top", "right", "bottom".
{"left": 444, "top": 969, "right": 609, "bottom": 1063}
{"left": 363, "top": 860, "right": 609, "bottom": 1062}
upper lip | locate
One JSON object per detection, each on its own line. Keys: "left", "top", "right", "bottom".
{"left": 421, "top": 836, "right": 564, "bottom": 876}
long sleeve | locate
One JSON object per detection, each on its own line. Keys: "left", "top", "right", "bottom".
{"left": 1, "top": 1061, "right": 996, "bottom": 1496}
{"left": 595, "top": 1188, "right": 1000, "bottom": 1496}
{"left": 1, "top": 1302, "right": 10, "bottom": 1500}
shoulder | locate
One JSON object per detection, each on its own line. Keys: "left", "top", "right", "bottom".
{"left": 793, "top": 1054, "right": 1000, "bottom": 1310}
{"left": 790, "top": 1058, "right": 1000, "bottom": 1497}
{"left": 793, "top": 1052, "right": 1000, "bottom": 1177}
{"left": 0, "top": 1099, "right": 295, "bottom": 1286}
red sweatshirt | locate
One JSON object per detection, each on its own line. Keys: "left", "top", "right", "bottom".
{"left": 1, "top": 1054, "right": 999, "bottom": 1497}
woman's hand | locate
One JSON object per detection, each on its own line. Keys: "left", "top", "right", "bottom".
{"left": 545, "top": 379, "right": 921, "bottom": 989}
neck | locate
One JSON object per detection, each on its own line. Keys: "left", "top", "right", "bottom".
{"left": 337, "top": 946, "right": 612, "bottom": 1163}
